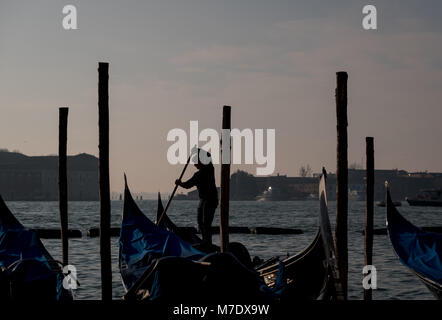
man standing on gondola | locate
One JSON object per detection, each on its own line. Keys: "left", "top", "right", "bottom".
{"left": 175, "top": 148, "right": 218, "bottom": 245}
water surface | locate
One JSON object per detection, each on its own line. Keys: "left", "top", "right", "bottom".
{"left": 6, "top": 200, "right": 441, "bottom": 300}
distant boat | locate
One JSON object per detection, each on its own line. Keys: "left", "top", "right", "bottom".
{"left": 406, "top": 189, "right": 442, "bottom": 207}
{"left": 256, "top": 186, "right": 290, "bottom": 201}
{"left": 173, "top": 193, "right": 188, "bottom": 200}
{"left": 308, "top": 193, "right": 318, "bottom": 200}
{"left": 348, "top": 189, "right": 364, "bottom": 201}
{"left": 376, "top": 200, "right": 401, "bottom": 207}
{"left": 386, "top": 184, "right": 442, "bottom": 299}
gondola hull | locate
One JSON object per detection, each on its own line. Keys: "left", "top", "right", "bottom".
{"left": 120, "top": 172, "right": 339, "bottom": 301}
{"left": 119, "top": 177, "right": 206, "bottom": 292}
{"left": 257, "top": 230, "right": 327, "bottom": 299}
{"left": 257, "top": 172, "right": 344, "bottom": 300}
{"left": 0, "top": 195, "right": 72, "bottom": 301}
{"left": 386, "top": 185, "right": 442, "bottom": 300}
{"left": 156, "top": 186, "right": 331, "bottom": 298}
{"left": 120, "top": 178, "right": 281, "bottom": 302}
{"left": 417, "top": 273, "right": 442, "bottom": 299}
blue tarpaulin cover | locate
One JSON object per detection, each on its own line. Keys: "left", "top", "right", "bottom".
{"left": 0, "top": 195, "right": 68, "bottom": 300}
{"left": 119, "top": 178, "right": 205, "bottom": 290}
{"left": 387, "top": 193, "right": 442, "bottom": 284}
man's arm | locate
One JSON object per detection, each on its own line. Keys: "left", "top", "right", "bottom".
{"left": 176, "top": 172, "right": 199, "bottom": 189}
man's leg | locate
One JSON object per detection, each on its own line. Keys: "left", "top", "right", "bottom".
{"left": 197, "top": 200, "right": 205, "bottom": 241}
{"left": 202, "top": 203, "right": 216, "bottom": 245}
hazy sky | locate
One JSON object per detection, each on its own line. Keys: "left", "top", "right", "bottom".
{"left": 1, "top": 0, "right": 442, "bottom": 193}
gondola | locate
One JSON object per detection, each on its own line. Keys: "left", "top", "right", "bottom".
{"left": 257, "top": 171, "right": 344, "bottom": 300}
{"left": 118, "top": 175, "right": 205, "bottom": 292}
{"left": 158, "top": 172, "right": 343, "bottom": 299}
{"left": 386, "top": 183, "right": 442, "bottom": 299}
{"left": 119, "top": 172, "right": 342, "bottom": 300}
{"left": 119, "top": 176, "right": 257, "bottom": 294}
{"left": 120, "top": 177, "right": 286, "bottom": 302}
{"left": 0, "top": 195, "right": 72, "bottom": 301}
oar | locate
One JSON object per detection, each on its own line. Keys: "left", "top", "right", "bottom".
{"left": 157, "top": 155, "right": 191, "bottom": 226}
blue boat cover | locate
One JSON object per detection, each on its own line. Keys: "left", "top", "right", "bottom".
{"left": 387, "top": 192, "right": 442, "bottom": 284}
{"left": 119, "top": 178, "right": 205, "bottom": 290}
{"left": 0, "top": 195, "right": 69, "bottom": 301}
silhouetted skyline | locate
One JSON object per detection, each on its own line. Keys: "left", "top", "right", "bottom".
{"left": 1, "top": 0, "right": 442, "bottom": 193}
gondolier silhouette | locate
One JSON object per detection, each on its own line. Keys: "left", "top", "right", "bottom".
{"left": 175, "top": 148, "right": 218, "bottom": 245}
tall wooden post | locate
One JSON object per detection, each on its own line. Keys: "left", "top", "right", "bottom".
{"left": 219, "top": 105, "right": 231, "bottom": 252}
{"left": 98, "top": 62, "right": 112, "bottom": 300}
{"left": 335, "top": 71, "right": 348, "bottom": 299}
{"left": 58, "top": 107, "right": 69, "bottom": 266}
{"left": 364, "top": 137, "right": 374, "bottom": 300}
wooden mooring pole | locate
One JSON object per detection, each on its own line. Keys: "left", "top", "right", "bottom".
{"left": 335, "top": 71, "right": 348, "bottom": 299}
{"left": 98, "top": 62, "right": 112, "bottom": 300}
{"left": 58, "top": 107, "right": 69, "bottom": 266}
{"left": 219, "top": 105, "right": 231, "bottom": 252}
{"left": 364, "top": 137, "right": 374, "bottom": 300}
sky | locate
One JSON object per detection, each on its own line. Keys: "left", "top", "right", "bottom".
{"left": 1, "top": 0, "right": 442, "bottom": 193}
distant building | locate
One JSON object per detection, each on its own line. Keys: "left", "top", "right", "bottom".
{"left": 175, "top": 168, "right": 442, "bottom": 201}
{"left": 254, "top": 174, "right": 317, "bottom": 200}
{"left": 230, "top": 170, "right": 259, "bottom": 200}
{"left": 310, "top": 169, "right": 442, "bottom": 201}
{"left": 0, "top": 151, "right": 98, "bottom": 201}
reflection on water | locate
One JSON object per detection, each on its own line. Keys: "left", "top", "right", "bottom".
{"left": 5, "top": 200, "right": 440, "bottom": 300}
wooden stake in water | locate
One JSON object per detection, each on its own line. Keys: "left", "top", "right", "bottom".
{"left": 220, "top": 105, "right": 231, "bottom": 252}
{"left": 335, "top": 71, "right": 348, "bottom": 299}
{"left": 364, "top": 137, "right": 374, "bottom": 300}
{"left": 98, "top": 62, "right": 112, "bottom": 300}
{"left": 58, "top": 107, "right": 69, "bottom": 266}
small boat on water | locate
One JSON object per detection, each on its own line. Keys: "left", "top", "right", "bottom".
{"left": 173, "top": 193, "right": 188, "bottom": 201}
{"left": 406, "top": 189, "right": 442, "bottom": 207}
{"left": 119, "top": 171, "right": 343, "bottom": 301}
{"left": 0, "top": 195, "right": 72, "bottom": 301}
{"left": 386, "top": 184, "right": 442, "bottom": 299}
{"left": 255, "top": 186, "right": 289, "bottom": 201}
{"left": 348, "top": 189, "right": 364, "bottom": 201}
{"left": 376, "top": 200, "right": 401, "bottom": 207}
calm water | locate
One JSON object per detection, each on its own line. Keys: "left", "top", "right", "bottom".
{"left": 5, "top": 200, "right": 441, "bottom": 300}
